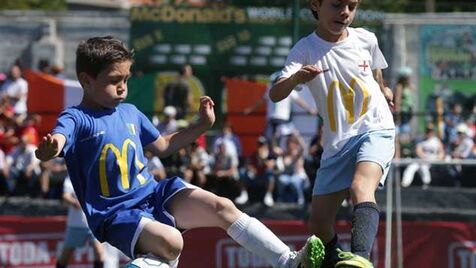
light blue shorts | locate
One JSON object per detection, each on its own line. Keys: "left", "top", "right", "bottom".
{"left": 313, "top": 129, "right": 395, "bottom": 195}
{"left": 63, "top": 226, "right": 96, "bottom": 248}
{"left": 103, "top": 177, "right": 196, "bottom": 259}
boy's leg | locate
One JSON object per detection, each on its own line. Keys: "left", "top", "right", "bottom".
{"left": 91, "top": 240, "right": 105, "bottom": 268}
{"left": 169, "top": 188, "right": 323, "bottom": 268}
{"left": 56, "top": 247, "right": 74, "bottom": 268}
{"left": 349, "top": 161, "right": 382, "bottom": 259}
{"left": 309, "top": 190, "right": 347, "bottom": 268}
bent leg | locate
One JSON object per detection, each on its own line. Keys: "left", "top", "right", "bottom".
{"left": 168, "top": 188, "right": 292, "bottom": 268}
{"left": 402, "top": 163, "right": 419, "bottom": 187}
{"left": 309, "top": 190, "right": 347, "bottom": 243}
{"left": 56, "top": 247, "right": 74, "bottom": 267}
{"left": 135, "top": 220, "right": 184, "bottom": 261}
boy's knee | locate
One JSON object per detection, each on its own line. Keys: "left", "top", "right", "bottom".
{"left": 150, "top": 229, "right": 183, "bottom": 261}
{"left": 215, "top": 196, "right": 236, "bottom": 212}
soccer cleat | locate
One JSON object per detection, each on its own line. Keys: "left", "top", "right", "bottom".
{"left": 289, "top": 235, "right": 325, "bottom": 268}
{"left": 334, "top": 249, "right": 374, "bottom": 268}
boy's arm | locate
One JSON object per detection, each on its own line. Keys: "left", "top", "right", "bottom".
{"left": 269, "top": 65, "right": 323, "bottom": 102}
{"left": 62, "top": 191, "right": 81, "bottom": 209}
{"left": 373, "top": 68, "right": 394, "bottom": 109}
{"left": 146, "top": 96, "right": 215, "bottom": 158}
{"left": 243, "top": 95, "right": 266, "bottom": 115}
{"left": 35, "top": 133, "right": 66, "bottom": 161}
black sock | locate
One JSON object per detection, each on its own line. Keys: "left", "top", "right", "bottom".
{"left": 93, "top": 261, "right": 104, "bottom": 268}
{"left": 56, "top": 263, "right": 66, "bottom": 268}
{"left": 351, "top": 202, "right": 379, "bottom": 258}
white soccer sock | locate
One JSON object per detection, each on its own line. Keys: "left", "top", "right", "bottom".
{"left": 226, "top": 213, "right": 291, "bottom": 268}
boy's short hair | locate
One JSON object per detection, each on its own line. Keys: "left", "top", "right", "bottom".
{"left": 309, "top": 0, "right": 361, "bottom": 20}
{"left": 76, "top": 36, "right": 134, "bottom": 79}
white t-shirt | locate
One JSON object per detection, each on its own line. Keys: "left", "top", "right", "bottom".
{"left": 281, "top": 27, "right": 395, "bottom": 159}
{"left": 266, "top": 86, "right": 299, "bottom": 121}
{"left": 419, "top": 136, "right": 442, "bottom": 160}
{"left": 63, "top": 177, "right": 89, "bottom": 228}
{"left": 0, "top": 78, "right": 28, "bottom": 115}
{"left": 6, "top": 144, "right": 39, "bottom": 171}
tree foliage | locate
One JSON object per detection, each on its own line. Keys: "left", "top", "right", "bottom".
{"left": 0, "top": 0, "right": 66, "bottom": 11}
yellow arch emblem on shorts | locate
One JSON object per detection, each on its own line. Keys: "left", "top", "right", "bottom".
{"left": 99, "top": 139, "right": 147, "bottom": 197}
{"left": 327, "top": 77, "right": 370, "bottom": 132}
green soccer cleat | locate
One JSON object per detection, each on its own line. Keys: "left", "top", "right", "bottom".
{"left": 290, "top": 235, "right": 325, "bottom": 268}
{"left": 334, "top": 249, "right": 374, "bottom": 268}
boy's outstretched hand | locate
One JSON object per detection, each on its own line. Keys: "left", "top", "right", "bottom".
{"left": 35, "top": 134, "right": 60, "bottom": 161}
{"left": 292, "top": 65, "right": 326, "bottom": 84}
{"left": 198, "top": 96, "right": 215, "bottom": 128}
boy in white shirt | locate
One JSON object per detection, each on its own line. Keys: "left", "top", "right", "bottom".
{"left": 57, "top": 176, "right": 105, "bottom": 268}
{"left": 270, "top": 1, "right": 395, "bottom": 267}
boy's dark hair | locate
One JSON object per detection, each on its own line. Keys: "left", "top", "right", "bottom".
{"left": 76, "top": 36, "right": 134, "bottom": 79}
{"left": 309, "top": 0, "right": 361, "bottom": 20}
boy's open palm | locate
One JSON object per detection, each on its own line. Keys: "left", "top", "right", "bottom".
{"left": 35, "top": 134, "right": 60, "bottom": 161}
{"left": 198, "top": 96, "right": 215, "bottom": 128}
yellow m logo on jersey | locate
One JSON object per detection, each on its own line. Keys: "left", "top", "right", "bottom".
{"left": 99, "top": 139, "right": 147, "bottom": 197}
{"left": 327, "top": 77, "right": 370, "bottom": 132}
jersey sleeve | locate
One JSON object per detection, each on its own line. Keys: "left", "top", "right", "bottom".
{"left": 281, "top": 41, "right": 307, "bottom": 79}
{"left": 52, "top": 109, "right": 78, "bottom": 155}
{"left": 369, "top": 32, "right": 388, "bottom": 70}
{"left": 135, "top": 106, "right": 161, "bottom": 146}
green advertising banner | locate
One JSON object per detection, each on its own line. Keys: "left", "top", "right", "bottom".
{"left": 419, "top": 25, "right": 476, "bottom": 116}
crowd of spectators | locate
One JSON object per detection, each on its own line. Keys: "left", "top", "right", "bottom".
{"left": 0, "top": 64, "right": 475, "bottom": 209}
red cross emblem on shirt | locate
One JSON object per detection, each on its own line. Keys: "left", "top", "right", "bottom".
{"left": 359, "top": 60, "right": 369, "bottom": 71}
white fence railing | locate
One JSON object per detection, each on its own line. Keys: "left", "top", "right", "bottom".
{"left": 385, "top": 158, "right": 476, "bottom": 268}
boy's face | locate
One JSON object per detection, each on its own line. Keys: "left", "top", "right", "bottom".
{"left": 311, "top": 0, "right": 359, "bottom": 42}
{"left": 80, "top": 60, "right": 132, "bottom": 109}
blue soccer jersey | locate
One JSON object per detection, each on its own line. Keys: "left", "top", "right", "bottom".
{"left": 53, "top": 103, "right": 160, "bottom": 240}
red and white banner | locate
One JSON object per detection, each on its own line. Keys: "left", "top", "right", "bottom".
{"left": 1, "top": 216, "right": 476, "bottom": 268}
{"left": 25, "top": 70, "right": 83, "bottom": 136}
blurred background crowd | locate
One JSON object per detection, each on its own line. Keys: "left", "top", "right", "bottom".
{"left": 0, "top": 60, "right": 474, "bottom": 208}
{"left": 0, "top": 0, "right": 475, "bottom": 210}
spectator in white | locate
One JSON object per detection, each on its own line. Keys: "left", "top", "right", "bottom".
{"left": 156, "top": 106, "right": 178, "bottom": 135}
{"left": 0, "top": 64, "right": 28, "bottom": 121}
{"left": 6, "top": 135, "right": 40, "bottom": 196}
{"left": 401, "top": 124, "right": 445, "bottom": 188}
{"left": 449, "top": 123, "right": 475, "bottom": 187}
{"left": 452, "top": 123, "right": 474, "bottom": 159}
{"left": 57, "top": 176, "right": 104, "bottom": 268}
{"left": 212, "top": 122, "right": 242, "bottom": 165}
{"left": 244, "top": 71, "right": 317, "bottom": 146}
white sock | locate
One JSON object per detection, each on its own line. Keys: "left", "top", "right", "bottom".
{"left": 226, "top": 213, "right": 291, "bottom": 268}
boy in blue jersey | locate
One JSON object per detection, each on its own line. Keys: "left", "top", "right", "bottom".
{"left": 35, "top": 36, "right": 324, "bottom": 268}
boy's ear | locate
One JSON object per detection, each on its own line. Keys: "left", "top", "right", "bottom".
{"left": 78, "top": 72, "right": 91, "bottom": 89}
{"left": 309, "top": 0, "right": 320, "bottom": 12}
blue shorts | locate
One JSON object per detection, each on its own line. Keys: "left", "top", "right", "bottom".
{"left": 63, "top": 226, "right": 96, "bottom": 248}
{"left": 102, "top": 177, "right": 196, "bottom": 259}
{"left": 313, "top": 129, "right": 395, "bottom": 195}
